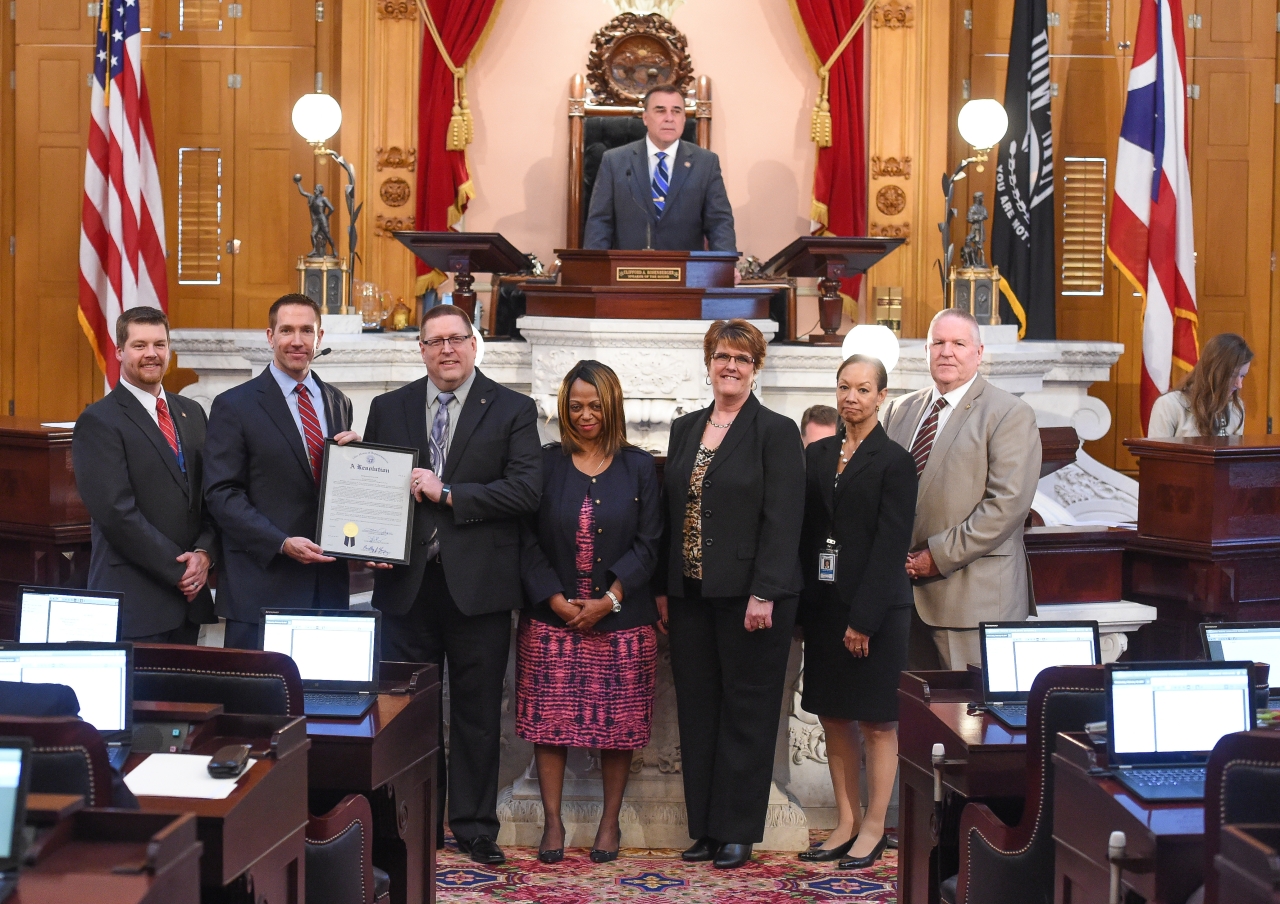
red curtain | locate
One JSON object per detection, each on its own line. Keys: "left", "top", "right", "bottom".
{"left": 413, "top": 0, "right": 501, "bottom": 293}
{"left": 792, "top": 0, "right": 869, "bottom": 303}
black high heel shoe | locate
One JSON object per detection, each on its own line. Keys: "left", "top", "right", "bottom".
{"left": 838, "top": 833, "right": 888, "bottom": 870}
{"left": 589, "top": 848, "right": 619, "bottom": 863}
{"left": 797, "top": 836, "right": 855, "bottom": 862}
{"left": 538, "top": 848, "right": 564, "bottom": 864}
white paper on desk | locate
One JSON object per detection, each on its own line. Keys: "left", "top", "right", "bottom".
{"left": 124, "top": 753, "right": 257, "bottom": 799}
{"left": 40, "top": 421, "right": 77, "bottom": 429}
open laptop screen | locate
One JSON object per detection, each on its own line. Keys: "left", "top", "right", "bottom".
{"left": 980, "top": 622, "right": 1100, "bottom": 702}
{"left": 1203, "top": 623, "right": 1280, "bottom": 690}
{"left": 260, "top": 609, "right": 380, "bottom": 691}
{"left": 17, "top": 586, "right": 122, "bottom": 643}
{"left": 0, "top": 644, "right": 132, "bottom": 734}
{"left": 0, "top": 741, "right": 29, "bottom": 869}
{"left": 1109, "top": 664, "right": 1253, "bottom": 766}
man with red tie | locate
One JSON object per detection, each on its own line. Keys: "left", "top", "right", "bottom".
{"left": 204, "top": 294, "right": 358, "bottom": 649}
{"left": 73, "top": 306, "right": 219, "bottom": 643}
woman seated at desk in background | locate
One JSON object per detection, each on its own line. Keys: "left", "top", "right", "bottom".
{"left": 797, "top": 354, "right": 918, "bottom": 871}
{"left": 1148, "top": 332, "right": 1253, "bottom": 438}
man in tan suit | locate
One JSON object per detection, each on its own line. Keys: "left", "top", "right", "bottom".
{"left": 881, "top": 309, "right": 1041, "bottom": 669}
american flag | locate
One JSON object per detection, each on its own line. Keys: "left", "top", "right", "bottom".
{"left": 78, "top": 0, "right": 168, "bottom": 386}
{"left": 1107, "top": 0, "right": 1199, "bottom": 432}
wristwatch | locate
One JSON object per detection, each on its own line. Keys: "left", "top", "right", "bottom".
{"left": 440, "top": 485, "right": 451, "bottom": 505}
{"left": 605, "top": 590, "right": 622, "bottom": 614}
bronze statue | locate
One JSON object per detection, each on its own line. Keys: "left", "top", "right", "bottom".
{"left": 961, "top": 191, "right": 989, "bottom": 269}
{"left": 294, "top": 175, "right": 336, "bottom": 258}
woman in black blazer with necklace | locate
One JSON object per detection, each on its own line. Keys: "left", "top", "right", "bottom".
{"left": 797, "top": 354, "right": 917, "bottom": 871}
{"left": 655, "top": 319, "right": 805, "bottom": 870}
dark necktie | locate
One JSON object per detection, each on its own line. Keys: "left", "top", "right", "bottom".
{"left": 425, "top": 391, "right": 455, "bottom": 560}
{"left": 909, "top": 397, "right": 949, "bottom": 476}
{"left": 652, "top": 151, "right": 669, "bottom": 215}
{"left": 155, "top": 395, "right": 184, "bottom": 472}
{"left": 294, "top": 383, "right": 325, "bottom": 485}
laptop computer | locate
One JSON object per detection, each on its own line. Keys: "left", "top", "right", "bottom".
{"left": 259, "top": 609, "right": 381, "bottom": 719}
{"left": 16, "top": 585, "right": 122, "bottom": 643}
{"left": 0, "top": 643, "right": 134, "bottom": 771}
{"left": 1201, "top": 621, "right": 1280, "bottom": 706}
{"left": 979, "top": 621, "right": 1101, "bottom": 728}
{"left": 0, "top": 739, "right": 30, "bottom": 904}
{"left": 1106, "top": 661, "right": 1256, "bottom": 802}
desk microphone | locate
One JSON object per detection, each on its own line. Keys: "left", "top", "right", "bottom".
{"left": 624, "top": 170, "right": 654, "bottom": 250}
{"left": 317, "top": 347, "right": 332, "bottom": 357}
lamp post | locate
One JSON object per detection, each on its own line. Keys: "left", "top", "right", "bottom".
{"left": 292, "top": 92, "right": 363, "bottom": 314}
{"left": 938, "top": 99, "right": 1008, "bottom": 304}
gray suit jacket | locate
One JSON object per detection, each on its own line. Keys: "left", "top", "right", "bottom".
{"left": 880, "top": 375, "right": 1041, "bottom": 628}
{"left": 583, "top": 138, "right": 736, "bottom": 252}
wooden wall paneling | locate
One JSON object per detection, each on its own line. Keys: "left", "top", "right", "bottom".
{"left": 13, "top": 45, "right": 96, "bottom": 419}
{"left": 234, "top": 0, "right": 316, "bottom": 48}
{"left": 0, "top": 0, "right": 16, "bottom": 416}
{"left": 157, "top": 0, "right": 234, "bottom": 47}
{"left": 1190, "top": 0, "right": 1274, "bottom": 59}
{"left": 1188, "top": 56, "right": 1274, "bottom": 435}
{"left": 1272, "top": 34, "right": 1280, "bottom": 434}
{"left": 231, "top": 47, "right": 317, "bottom": 328}
{"left": 15, "top": 0, "right": 94, "bottom": 46}
{"left": 163, "top": 47, "right": 236, "bottom": 328}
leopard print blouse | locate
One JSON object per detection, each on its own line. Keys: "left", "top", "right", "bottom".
{"left": 682, "top": 444, "right": 717, "bottom": 580}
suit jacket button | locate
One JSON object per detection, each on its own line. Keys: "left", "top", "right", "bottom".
{"left": 705, "top": 538, "right": 714, "bottom": 546}
{"left": 595, "top": 499, "right": 601, "bottom": 504}
{"left": 596, "top": 557, "right": 602, "bottom": 563}
{"left": 703, "top": 480, "right": 712, "bottom": 488}
{"left": 596, "top": 528, "right": 603, "bottom": 534}
{"left": 704, "top": 510, "right": 711, "bottom": 518}
{"left": 591, "top": 478, "right": 597, "bottom": 483}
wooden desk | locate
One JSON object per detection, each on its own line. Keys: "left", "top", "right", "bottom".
{"left": 898, "top": 669, "right": 1029, "bottom": 904}
{"left": 126, "top": 713, "right": 310, "bottom": 904}
{"left": 15, "top": 809, "right": 201, "bottom": 904}
{"left": 1217, "top": 824, "right": 1280, "bottom": 904}
{"left": 1052, "top": 731, "right": 1205, "bottom": 904}
{"left": 305, "top": 662, "right": 440, "bottom": 904}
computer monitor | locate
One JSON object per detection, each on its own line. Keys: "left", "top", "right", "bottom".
{"left": 0, "top": 739, "right": 30, "bottom": 873}
{"left": 979, "top": 621, "right": 1102, "bottom": 702}
{"left": 259, "top": 609, "right": 380, "bottom": 693}
{"left": 16, "top": 585, "right": 122, "bottom": 643}
{"left": 1107, "top": 661, "right": 1255, "bottom": 766}
{"left": 0, "top": 643, "right": 133, "bottom": 736}
{"left": 1201, "top": 622, "right": 1280, "bottom": 692}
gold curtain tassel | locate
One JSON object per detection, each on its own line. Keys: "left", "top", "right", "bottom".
{"left": 811, "top": 97, "right": 833, "bottom": 148}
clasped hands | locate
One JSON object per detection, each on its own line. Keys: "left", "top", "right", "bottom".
{"left": 550, "top": 592, "right": 615, "bottom": 633}
{"left": 282, "top": 430, "right": 361, "bottom": 565}
{"left": 175, "top": 550, "right": 211, "bottom": 601}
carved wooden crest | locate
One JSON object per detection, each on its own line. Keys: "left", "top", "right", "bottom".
{"left": 587, "top": 13, "right": 693, "bottom": 106}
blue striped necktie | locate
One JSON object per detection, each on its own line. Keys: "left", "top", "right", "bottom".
{"left": 425, "top": 391, "right": 454, "bottom": 560}
{"left": 652, "top": 151, "right": 669, "bottom": 215}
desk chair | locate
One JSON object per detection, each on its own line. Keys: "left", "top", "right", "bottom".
{"left": 1203, "top": 731, "right": 1280, "bottom": 904}
{"left": 940, "top": 665, "right": 1107, "bottom": 904}
{"left": 133, "top": 644, "right": 305, "bottom": 717}
{"left": 0, "top": 715, "right": 115, "bottom": 807}
{"left": 306, "top": 794, "right": 391, "bottom": 904}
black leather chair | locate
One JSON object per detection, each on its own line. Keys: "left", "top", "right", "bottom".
{"left": 0, "top": 715, "right": 117, "bottom": 807}
{"left": 940, "top": 665, "right": 1108, "bottom": 904}
{"left": 1203, "top": 731, "right": 1280, "bottom": 904}
{"left": 132, "top": 643, "right": 305, "bottom": 717}
{"left": 306, "top": 794, "right": 391, "bottom": 904}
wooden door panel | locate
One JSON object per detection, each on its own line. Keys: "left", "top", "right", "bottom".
{"left": 16, "top": 0, "right": 95, "bottom": 46}
{"left": 1189, "top": 57, "right": 1273, "bottom": 435}
{"left": 970, "top": 0, "right": 1016, "bottom": 58}
{"left": 231, "top": 47, "right": 316, "bottom": 328}
{"left": 1193, "top": 0, "right": 1274, "bottom": 60}
{"left": 14, "top": 46, "right": 96, "bottom": 419}
{"left": 235, "top": 0, "right": 316, "bottom": 48}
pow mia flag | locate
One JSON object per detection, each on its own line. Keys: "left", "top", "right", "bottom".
{"left": 991, "top": 0, "right": 1056, "bottom": 339}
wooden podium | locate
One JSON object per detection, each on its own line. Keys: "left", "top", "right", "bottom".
{"left": 1123, "top": 435, "right": 1280, "bottom": 657}
{"left": 393, "top": 231, "right": 531, "bottom": 322}
{"left": 761, "top": 236, "right": 905, "bottom": 344}
{"left": 522, "top": 249, "right": 777, "bottom": 320}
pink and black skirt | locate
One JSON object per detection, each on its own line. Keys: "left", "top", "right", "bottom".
{"left": 515, "top": 615, "right": 657, "bottom": 750}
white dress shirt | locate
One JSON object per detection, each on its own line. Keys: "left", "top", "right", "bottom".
{"left": 645, "top": 135, "right": 679, "bottom": 186}
{"left": 908, "top": 374, "right": 979, "bottom": 450}
{"left": 269, "top": 362, "right": 329, "bottom": 443}
{"left": 119, "top": 376, "right": 169, "bottom": 427}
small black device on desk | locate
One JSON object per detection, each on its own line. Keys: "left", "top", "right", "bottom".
{"left": 207, "top": 744, "right": 252, "bottom": 779}
{"left": 0, "top": 738, "right": 31, "bottom": 904}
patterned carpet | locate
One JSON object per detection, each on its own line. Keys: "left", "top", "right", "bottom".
{"left": 436, "top": 835, "right": 898, "bottom": 903}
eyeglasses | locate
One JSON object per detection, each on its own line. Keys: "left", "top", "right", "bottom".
{"left": 419, "top": 335, "right": 472, "bottom": 349}
{"left": 711, "top": 352, "right": 755, "bottom": 367}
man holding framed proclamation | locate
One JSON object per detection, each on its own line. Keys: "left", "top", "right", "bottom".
{"left": 316, "top": 441, "right": 418, "bottom": 565}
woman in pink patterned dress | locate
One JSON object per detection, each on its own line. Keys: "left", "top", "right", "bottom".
{"left": 516, "top": 360, "right": 661, "bottom": 864}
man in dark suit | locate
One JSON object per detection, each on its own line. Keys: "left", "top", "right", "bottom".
{"left": 204, "top": 294, "right": 359, "bottom": 649}
{"left": 583, "top": 84, "right": 736, "bottom": 252}
{"left": 364, "top": 304, "right": 541, "bottom": 865}
{"left": 72, "top": 306, "right": 217, "bottom": 643}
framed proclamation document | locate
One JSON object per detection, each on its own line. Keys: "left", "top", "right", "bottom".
{"left": 316, "top": 441, "right": 418, "bottom": 565}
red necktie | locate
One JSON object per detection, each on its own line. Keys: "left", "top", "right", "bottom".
{"left": 909, "top": 397, "right": 949, "bottom": 476}
{"left": 155, "top": 395, "right": 180, "bottom": 459}
{"left": 295, "top": 384, "right": 325, "bottom": 485}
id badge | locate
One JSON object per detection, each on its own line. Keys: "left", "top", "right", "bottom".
{"left": 818, "top": 540, "right": 840, "bottom": 583}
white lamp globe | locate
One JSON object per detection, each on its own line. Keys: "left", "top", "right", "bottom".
{"left": 841, "top": 324, "right": 901, "bottom": 373}
{"left": 473, "top": 329, "right": 485, "bottom": 367}
{"left": 292, "top": 93, "right": 342, "bottom": 144}
{"left": 956, "top": 99, "right": 1008, "bottom": 150}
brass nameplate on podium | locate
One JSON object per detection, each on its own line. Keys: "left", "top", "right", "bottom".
{"left": 616, "top": 267, "right": 681, "bottom": 282}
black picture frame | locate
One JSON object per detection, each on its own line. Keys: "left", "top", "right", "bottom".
{"left": 315, "top": 439, "right": 419, "bottom": 566}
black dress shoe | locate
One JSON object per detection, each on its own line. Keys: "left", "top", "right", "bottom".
{"left": 681, "top": 837, "right": 719, "bottom": 862}
{"left": 589, "top": 848, "right": 619, "bottom": 863}
{"left": 838, "top": 834, "right": 888, "bottom": 870}
{"left": 537, "top": 848, "right": 564, "bottom": 864}
{"left": 713, "top": 843, "right": 753, "bottom": 869}
{"left": 459, "top": 835, "right": 506, "bottom": 865}
{"left": 797, "top": 837, "right": 855, "bottom": 862}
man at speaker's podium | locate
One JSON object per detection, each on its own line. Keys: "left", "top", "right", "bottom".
{"left": 582, "top": 84, "right": 737, "bottom": 253}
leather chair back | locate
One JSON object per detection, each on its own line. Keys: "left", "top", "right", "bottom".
{"left": 133, "top": 644, "right": 304, "bottom": 717}
{"left": 1204, "top": 730, "right": 1280, "bottom": 904}
{"left": 306, "top": 794, "right": 390, "bottom": 904}
{"left": 0, "top": 715, "right": 114, "bottom": 807}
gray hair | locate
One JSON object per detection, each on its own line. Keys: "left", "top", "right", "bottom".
{"left": 927, "top": 308, "right": 982, "bottom": 344}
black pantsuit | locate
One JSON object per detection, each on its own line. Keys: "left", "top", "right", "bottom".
{"left": 658, "top": 393, "right": 806, "bottom": 845}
